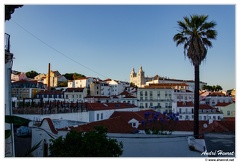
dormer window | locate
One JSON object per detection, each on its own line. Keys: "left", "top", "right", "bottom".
{"left": 132, "top": 122, "right": 136, "bottom": 127}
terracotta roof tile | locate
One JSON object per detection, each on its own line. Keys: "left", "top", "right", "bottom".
{"left": 215, "top": 102, "right": 232, "bottom": 107}
{"left": 70, "top": 116, "right": 136, "bottom": 133}
{"left": 39, "top": 118, "right": 58, "bottom": 134}
{"left": 65, "top": 88, "right": 84, "bottom": 92}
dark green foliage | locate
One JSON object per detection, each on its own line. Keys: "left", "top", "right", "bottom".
{"left": 26, "top": 70, "right": 39, "bottom": 78}
{"left": 49, "top": 126, "right": 123, "bottom": 157}
{"left": 63, "top": 73, "right": 86, "bottom": 80}
{"left": 57, "top": 81, "right": 68, "bottom": 87}
{"left": 173, "top": 15, "right": 217, "bottom": 139}
{"left": 5, "top": 115, "right": 31, "bottom": 126}
{"left": 5, "top": 5, "right": 23, "bottom": 21}
{"left": 202, "top": 84, "right": 223, "bottom": 91}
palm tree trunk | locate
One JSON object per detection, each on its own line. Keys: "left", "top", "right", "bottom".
{"left": 194, "top": 64, "right": 200, "bottom": 139}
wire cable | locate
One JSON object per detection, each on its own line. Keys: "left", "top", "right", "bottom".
{"left": 11, "top": 19, "right": 109, "bottom": 79}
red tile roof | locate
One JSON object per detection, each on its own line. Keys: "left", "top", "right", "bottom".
{"left": 208, "top": 92, "right": 226, "bottom": 96}
{"left": 39, "top": 118, "right": 58, "bottom": 134}
{"left": 199, "top": 104, "right": 214, "bottom": 109}
{"left": 119, "top": 91, "right": 131, "bottom": 96}
{"left": 65, "top": 88, "right": 84, "bottom": 92}
{"left": 177, "top": 101, "right": 194, "bottom": 107}
{"left": 110, "top": 111, "right": 144, "bottom": 122}
{"left": 69, "top": 116, "right": 136, "bottom": 133}
{"left": 37, "top": 90, "right": 63, "bottom": 95}
{"left": 215, "top": 102, "right": 232, "bottom": 107}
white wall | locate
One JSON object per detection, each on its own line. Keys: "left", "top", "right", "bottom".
{"left": 14, "top": 112, "right": 90, "bottom": 123}
{"left": 89, "top": 107, "right": 139, "bottom": 122}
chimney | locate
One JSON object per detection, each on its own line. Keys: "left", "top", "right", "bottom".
{"left": 48, "top": 63, "right": 50, "bottom": 91}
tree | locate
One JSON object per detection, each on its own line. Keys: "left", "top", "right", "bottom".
{"left": 215, "top": 85, "right": 223, "bottom": 91}
{"left": 26, "top": 70, "right": 39, "bottom": 78}
{"left": 49, "top": 126, "right": 123, "bottom": 157}
{"left": 5, "top": 5, "right": 23, "bottom": 21}
{"left": 63, "top": 73, "right": 86, "bottom": 80}
{"left": 173, "top": 15, "right": 217, "bottom": 138}
{"left": 57, "top": 81, "right": 68, "bottom": 87}
{"left": 202, "top": 84, "right": 223, "bottom": 91}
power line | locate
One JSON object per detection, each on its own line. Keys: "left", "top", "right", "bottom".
{"left": 11, "top": 19, "right": 109, "bottom": 79}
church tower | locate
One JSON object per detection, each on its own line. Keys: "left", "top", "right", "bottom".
{"left": 130, "top": 68, "right": 136, "bottom": 84}
{"left": 130, "top": 66, "right": 146, "bottom": 87}
{"left": 137, "top": 66, "right": 145, "bottom": 87}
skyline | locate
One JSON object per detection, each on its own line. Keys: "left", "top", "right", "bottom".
{"left": 4, "top": 4, "right": 235, "bottom": 90}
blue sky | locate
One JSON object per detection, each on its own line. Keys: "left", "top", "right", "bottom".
{"left": 4, "top": 4, "right": 236, "bottom": 90}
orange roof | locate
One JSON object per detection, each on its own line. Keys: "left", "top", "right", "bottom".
{"left": 69, "top": 116, "right": 137, "bottom": 133}
{"left": 40, "top": 118, "right": 58, "bottom": 134}
{"left": 215, "top": 102, "right": 232, "bottom": 107}
{"left": 177, "top": 101, "right": 194, "bottom": 107}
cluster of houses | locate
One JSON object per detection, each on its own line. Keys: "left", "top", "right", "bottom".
{"left": 11, "top": 67, "right": 235, "bottom": 123}
{"left": 8, "top": 50, "right": 236, "bottom": 157}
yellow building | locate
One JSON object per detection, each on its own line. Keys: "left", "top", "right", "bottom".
{"left": 45, "top": 70, "right": 67, "bottom": 88}
{"left": 221, "top": 102, "right": 235, "bottom": 119}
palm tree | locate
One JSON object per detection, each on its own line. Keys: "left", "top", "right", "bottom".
{"left": 173, "top": 15, "right": 217, "bottom": 138}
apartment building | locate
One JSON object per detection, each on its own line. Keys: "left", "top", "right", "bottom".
{"left": 11, "top": 80, "right": 45, "bottom": 100}
{"left": 64, "top": 88, "right": 87, "bottom": 102}
{"left": 137, "top": 84, "right": 175, "bottom": 113}
{"left": 205, "top": 92, "right": 233, "bottom": 106}
{"left": 176, "top": 101, "right": 223, "bottom": 121}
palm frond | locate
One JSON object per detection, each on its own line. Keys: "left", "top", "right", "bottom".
{"left": 5, "top": 115, "right": 31, "bottom": 125}
{"left": 21, "top": 140, "right": 42, "bottom": 157}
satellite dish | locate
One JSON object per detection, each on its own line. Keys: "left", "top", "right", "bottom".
{"left": 203, "top": 123, "right": 208, "bottom": 128}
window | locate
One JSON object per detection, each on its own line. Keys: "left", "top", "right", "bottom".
{"left": 145, "top": 103, "right": 148, "bottom": 108}
{"left": 97, "top": 114, "right": 99, "bottom": 120}
{"left": 132, "top": 122, "right": 136, "bottom": 127}
{"left": 165, "top": 103, "right": 168, "bottom": 108}
{"left": 150, "top": 103, "right": 153, "bottom": 107}
{"left": 101, "top": 113, "right": 103, "bottom": 119}
{"left": 145, "top": 91, "right": 148, "bottom": 96}
{"left": 140, "top": 91, "right": 143, "bottom": 96}
{"left": 227, "top": 111, "right": 230, "bottom": 116}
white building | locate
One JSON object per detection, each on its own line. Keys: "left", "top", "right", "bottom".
{"left": 64, "top": 88, "right": 88, "bottom": 102}
{"left": 205, "top": 92, "right": 233, "bottom": 106}
{"left": 86, "top": 103, "right": 139, "bottom": 122}
{"left": 173, "top": 89, "right": 194, "bottom": 102}
{"left": 137, "top": 84, "right": 176, "bottom": 113}
{"left": 176, "top": 101, "right": 223, "bottom": 121}
{"left": 108, "top": 80, "right": 126, "bottom": 96}
{"left": 130, "top": 66, "right": 207, "bottom": 91}
{"left": 100, "top": 82, "right": 111, "bottom": 96}
{"left": 67, "top": 77, "right": 99, "bottom": 89}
